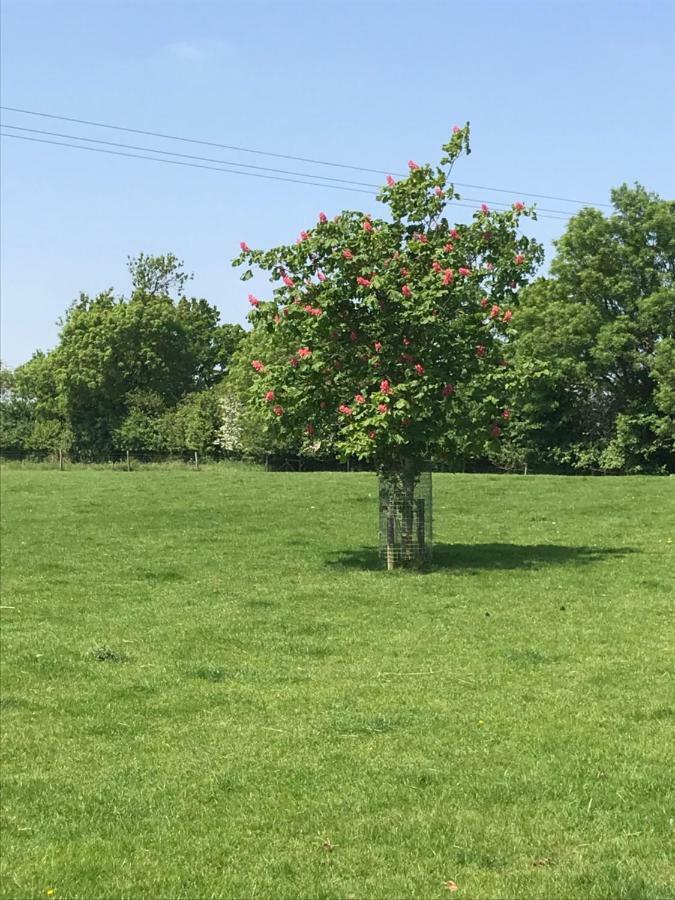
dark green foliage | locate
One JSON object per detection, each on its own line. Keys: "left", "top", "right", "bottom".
{"left": 505, "top": 185, "right": 674, "bottom": 473}
{"left": 4, "top": 255, "right": 245, "bottom": 457}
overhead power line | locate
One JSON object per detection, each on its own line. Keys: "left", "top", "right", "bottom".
{"left": 1, "top": 124, "right": 576, "bottom": 217}
{"left": 0, "top": 131, "right": 572, "bottom": 221}
{"left": 0, "top": 104, "right": 612, "bottom": 208}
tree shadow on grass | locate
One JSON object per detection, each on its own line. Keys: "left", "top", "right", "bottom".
{"left": 326, "top": 542, "right": 637, "bottom": 574}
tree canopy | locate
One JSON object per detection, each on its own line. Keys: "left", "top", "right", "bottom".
{"left": 232, "top": 125, "right": 543, "bottom": 475}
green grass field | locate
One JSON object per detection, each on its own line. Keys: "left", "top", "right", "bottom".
{"left": 1, "top": 465, "right": 673, "bottom": 900}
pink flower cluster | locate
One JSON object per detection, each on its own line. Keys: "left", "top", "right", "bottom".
{"left": 248, "top": 294, "right": 260, "bottom": 307}
{"left": 362, "top": 219, "right": 373, "bottom": 233}
{"left": 251, "top": 360, "right": 265, "bottom": 372}
{"left": 318, "top": 211, "right": 328, "bottom": 223}
{"left": 304, "top": 305, "right": 323, "bottom": 316}
{"left": 442, "top": 383, "right": 455, "bottom": 397}
{"left": 342, "top": 249, "right": 353, "bottom": 260}
{"left": 356, "top": 276, "right": 372, "bottom": 287}
{"left": 240, "top": 241, "right": 251, "bottom": 252}
{"left": 339, "top": 404, "right": 353, "bottom": 416}
{"left": 297, "top": 347, "right": 312, "bottom": 358}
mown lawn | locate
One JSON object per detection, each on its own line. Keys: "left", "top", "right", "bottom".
{"left": 0, "top": 465, "right": 673, "bottom": 900}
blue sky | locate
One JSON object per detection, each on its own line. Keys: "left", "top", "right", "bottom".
{"left": 2, "top": 0, "right": 673, "bottom": 367}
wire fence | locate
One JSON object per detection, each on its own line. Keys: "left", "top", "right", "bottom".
{"left": 0, "top": 447, "right": 526, "bottom": 475}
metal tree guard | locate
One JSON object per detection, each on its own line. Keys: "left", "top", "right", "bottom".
{"left": 378, "top": 470, "right": 432, "bottom": 569}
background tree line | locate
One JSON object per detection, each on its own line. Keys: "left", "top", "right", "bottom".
{"left": 1, "top": 185, "right": 673, "bottom": 473}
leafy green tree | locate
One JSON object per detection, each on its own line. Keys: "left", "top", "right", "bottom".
{"left": 15, "top": 255, "right": 245, "bottom": 456}
{"left": 511, "top": 184, "right": 675, "bottom": 472}
{"left": 0, "top": 363, "right": 35, "bottom": 451}
{"left": 113, "top": 390, "right": 167, "bottom": 453}
{"left": 231, "top": 126, "right": 543, "bottom": 563}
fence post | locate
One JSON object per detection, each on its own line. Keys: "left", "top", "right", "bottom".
{"left": 58, "top": 449, "right": 63, "bottom": 471}
{"left": 194, "top": 450, "right": 199, "bottom": 470}
{"left": 126, "top": 450, "right": 131, "bottom": 472}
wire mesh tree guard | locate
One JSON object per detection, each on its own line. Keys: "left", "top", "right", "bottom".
{"left": 378, "top": 469, "right": 432, "bottom": 569}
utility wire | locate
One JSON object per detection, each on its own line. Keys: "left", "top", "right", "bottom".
{"left": 2, "top": 124, "right": 576, "bottom": 217}
{"left": 0, "top": 131, "right": 572, "bottom": 221}
{"left": 0, "top": 105, "right": 612, "bottom": 208}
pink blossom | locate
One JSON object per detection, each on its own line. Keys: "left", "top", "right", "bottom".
{"left": 443, "top": 242, "right": 454, "bottom": 252}
{"left": 481, "top": 203, "right": 490, "bottom": 213}
{"left": 442, "top": 383, "right": 455, "bottom": 397}
{"left": 402, "top": 284, "right": 412, "bottom": 297}
{"left": 248, "top": 294, "right": 261, "bottom": 307}
{"left": 319, "top": 211, "right": 328, "bottom": 223}
{"left": 502, "top": 408, "right": 511, "bottom": 420}
{"left": 289, "top": 356, "right": 299, "bottom": 367}
{"left": 299, "top": 230, "right": 309, "bottom": 241}
{"left": 490, "top": 304, "right": 501, "bottom": 318}
{"left": 251, "top": 360, "right": 265, "bottom": 372}
{"left": 490, "top": 424, "right": 502, "bottom": 439}
{"left": 265, "top": 390, "right": 275, "bottom": 403}
{"left": 435, "top": 186, "right": 444, "bottom": 197}
{"left": 305, "top": 423, "right": 315, "bottom": 435}
{"left": 403, "top": 337, "right": 411, "bottom": 346}
{"left": 408, "top": 160, "right": 420, "bottom": 170}
{"left": 503, "top": 309, "right": 513, "bottom": 323}
{"left": 317, "top": 271, "right": 326, "bottom": 281}
{"left": 380, "top": 379, "right": 391, "bottom": 394}
{"left": 458, "top": 267, "right": 471, "bottom": 277}
{"left": 475, "top": 345, "right": 486, "bottom": 358}
{"left": 450, "top": 228, "right": 460, "bottom": 239}
{"left": 283, "top": 275, "right": 294, "bottom": 287}
{"left": 515, "top": 254, "right": 525, "bottom": 265}
{"left": 342, "top": 249, "right": 353, "bottom": 260}
{"left": 362, "top": 219, "right": 373, "bottom": 233}
{"left": 374, "top": 341, "right": 383, "bottom": 353}
{"left": 432, "top": 261, "right": 442, "bottom": 272}
{"left": 443, "top": 268, "right": 454, "bottom": 286}
{"left": 339, "top": 404, "right": 353, "bottom": 416}
{"left": 272, "top": 405, "right": 284, "bottom": 417}
{"left": 514, "top": 201, "right": 525, "bottom": 211}
{"left": 304, "top": 305, "right": 322, "bottom": 316}
{"left": 368, "top": 430, "right": 377, "bottom": 439}
{"left": 355, "top": 393, "right": 366, "bottom": 405}
{"left": 356, "top": 276, "right": 372, "bottom": 287}
{"left": 240, "top": 241, "right": 251, "bottom": 252}
{"left": 298, "top": 347, "right": 312, "bottom": 358}
{"left": 274, "top": 314, "right": 281, "bottom": 325}
{"left": 452, "top": 125, "right": 461, "bottom": 134}
{"left": 414, "top": 363, "right": 425, "bottom": 375}
{"left": 386, "top": 175, "right": 396, "bottom": 186}
{"left": 480, "top": 297, "right": 489, "bottom": 308}
{"left": 377, "top": 403, "right": 389, "bottom": 413}
{"left": 350, "top": 331, "right": 359, "bottom": 342}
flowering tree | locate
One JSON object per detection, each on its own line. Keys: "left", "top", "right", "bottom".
{"left": 233, "top": 126, "right": 543, "bottom": 566}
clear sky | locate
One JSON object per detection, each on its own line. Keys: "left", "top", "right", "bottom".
{"left": 1, "top": 0, "right": 673, "bottom": 368}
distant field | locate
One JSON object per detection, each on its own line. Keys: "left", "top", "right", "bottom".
{"left": 1, "top": 465, "right": 673, "bottom": 900}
